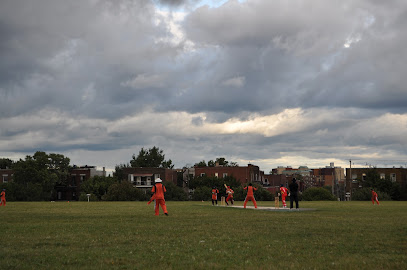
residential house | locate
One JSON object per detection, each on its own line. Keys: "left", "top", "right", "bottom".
{"left": 345, "top": 167, "right": 407, "bottom": 193}
{"left": 123, "top": 167, "right": 178, "bottom": 190}
{"left": 55, "top": 165, "right": 106, "bottom": 201}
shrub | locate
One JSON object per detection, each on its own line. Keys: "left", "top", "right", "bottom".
{"left": 192, "top": 186, "right": 212, "bottom": 201}
{"left": 103, "top": 182, "right": 147, "bottom": 201}
{"left": 302, "top": 187, "right": 336, "bottom": 201}
{"left": 164, "top": 181, "right": 188, "bottom": 201}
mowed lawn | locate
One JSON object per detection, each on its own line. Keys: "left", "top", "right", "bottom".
{"left": 0, "top": 201, "right": 406, "bottom": 270}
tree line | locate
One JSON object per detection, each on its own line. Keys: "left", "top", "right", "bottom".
{"left": 1, "top": 147, "right": 406, "bottom": 201}
{"left": 0, "top": 147, "right": 248, "bottom": 201}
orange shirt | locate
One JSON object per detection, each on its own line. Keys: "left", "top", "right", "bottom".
{"left": 151, "top": 183, "right": 166, "bottom": 200}
{"left": 280, "top": 187, "right": 288, "bottom": 196}
{"left": 244, "top": 186, "right": 257, "bottom": 196}
{"left": 372, "top": 191, "right": 378, "bottom": 198}
{"left": 212, "top": 189, "right": 219, "bottom": 200}
{"left": 0, "top": 191, "right": 5, "bottom": 199}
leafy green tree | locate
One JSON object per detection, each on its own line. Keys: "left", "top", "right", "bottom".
{"left": 80, "top": 175, "right": 116, "bottom": 200}
{"left": 163, "top": 181, "right": 188, "bottom": 201}
{"left": 12, "top": 151, "right": 70, "bottom": 201}
{"left": 0, "top": 158, "right": 14, "bottom": 169}
{"left": 207, "top": 160, "right": 215, "bottom": 167}
{"left": 194, "top": 160, "right": 207, "bottom": 167}
{"left": 215, "top": 157, "right": 228, "bottom": 166}
{"left": 103, "top": 182, "right": 147, "bottom": 201}
{"left": 192, "top": 186, "right": 212, "bottom": 201}
{"left": 302, "top": 187, "right": 337, "bottom": 201}
{"left": 195, "top": 158, "right": 238, "bottom": 167}
{"left": 130, "top": 146, "right": 173, "bottom": 168}
{"left": 352, "top": 187, "right": 391, "bottom": 201}
{"left": 113, "top": 163, "right": 130, "bottom": 182}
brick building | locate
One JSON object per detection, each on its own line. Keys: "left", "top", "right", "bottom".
{"left": 346, "top": 167, "right": 407, "bottom": 193}
{"left": 55, "top": 166, "right": 106, "bottom": 201}
{"left": 189, "top": 164, "right": 263, "bottom": 185}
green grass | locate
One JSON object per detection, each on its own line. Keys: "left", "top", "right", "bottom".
{"left": 1, "top": 201, "right": 406, "bottom": 269}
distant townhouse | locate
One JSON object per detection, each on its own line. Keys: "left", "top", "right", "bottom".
{"left": 186, "top": 164, "right": 263, "bottom": 185}
{"left": 123, "top": 167, "right": 177, "bottom": 189}
{"left": 345, "top": 167, "right": 407, "bottom": 192}
{"left": 270, "top": 163, "right": 345, "bottom": 191}
{"left": 55, "top": 165, "right": 106, "bottom": 201}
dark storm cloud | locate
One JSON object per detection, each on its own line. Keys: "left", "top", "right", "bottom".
{"left": 181, "top": 0, "right": 407, "bottom": 115}
{"left": 0, "top": 0, "right": 175, "bottom": 119}
{"left": 158, "top": 0, "right": 187, "bottom": 6}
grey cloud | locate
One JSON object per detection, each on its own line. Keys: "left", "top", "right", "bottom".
{"left": 1, "top": 0, "right": 407, "bottom": 171}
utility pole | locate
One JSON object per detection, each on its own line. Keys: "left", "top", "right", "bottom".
{"left": 349, "top": 159, "right": 352, "bottom": 201}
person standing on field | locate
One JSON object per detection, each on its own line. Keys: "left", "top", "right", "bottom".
{"left": 371, "top": 189, "right": 380, "bottom": 205}
{"left": 280, "top": 184, "right": 289, "bottom": 208}
{"left": 211, "top": 186, "right": 219, "bottom": 206}
{"left": 151, "top": 178, "right": 168, "bottom": 216}
{"left": 0, "top": 189, "right": 5, "bottom": 206}
{"left": 289, "top": 178, "right": 299, "bottom": 210}
{"left": 243, "top": 183, "right": 258, "bottom": 208}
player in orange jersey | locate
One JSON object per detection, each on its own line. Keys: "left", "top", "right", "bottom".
{"left": 211, "top": 186, "right": 219, "bottom": 206}
{"left": 243, "top": 183, "right": 257, "bottom": 208}
{"left": 279, "top": 184, "right": 289, "bottom": 208}
{"left": 225, "top": 185, "right": 234, "bottom": 205}
{"left": 371, "top": 189, "right": 379, "bottom": 205}
{"left": 151, "top": 179, "right": 168, "bottom": 216}
{"left": 0, "top": 189, "right": 5, "bottom": 206}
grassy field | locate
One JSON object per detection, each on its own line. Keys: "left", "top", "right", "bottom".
{"left": 0, "top": 201, "right": 406, "bottom": 270}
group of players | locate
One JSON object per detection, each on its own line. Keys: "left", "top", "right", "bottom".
{"left": 210, "top": 178, "right": 300, "bottom": 209}
{"left": 1, "top": 180, "right": 380, "bottom": 216}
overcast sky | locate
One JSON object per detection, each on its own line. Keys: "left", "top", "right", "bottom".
{"left": 1, "top": 0, "right": 407, "bottom": 175}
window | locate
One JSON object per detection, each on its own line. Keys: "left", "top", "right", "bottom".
{"left": 391, "top": 173, "right": 396, "bottom": 182}
{"left": 2, "top": 174, "right": 8, "bottom": 183}
{"left": 223, "top": 173, "right": 228, "bottom": 178}
{"left": 214, "top": 173, "right": 218, "bottom": 178}
{"left": 362, "top": 173, "right": 367, "bottom": 181}
{"left": 380, "top": 173, "right": 385, "bottom": 180}
{"left": 136, "top": 176, "right": 141, "bottom": 185}
{"left": 71, "top": 176, "right": 76, "bottom": 186}
{"left": 200, "top": 173, "right": 206, "bottom": 177}
{"left": 80, "top": 175, "right": 86, "bottom": 183}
